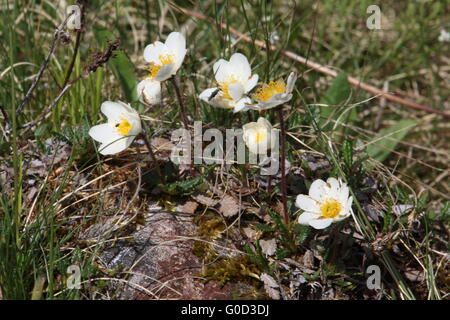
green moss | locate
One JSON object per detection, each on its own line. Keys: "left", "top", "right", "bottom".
{"left": 191, "top": 213, "right": 262, "bottom": 288}
{"left": 201, "top": 255, "right": 261, "bottom": 286}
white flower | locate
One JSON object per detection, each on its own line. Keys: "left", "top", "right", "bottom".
{"left": 295, "top": 177, "right": 353, "bottom": 229}
{"left": 199, "top": 52, "right": 258, "bottom": 113}
{"left": 137, "top": 78, "right": 161, "bottom": 105}
{"left": 199, "top": 88, "right": 252, "bottom": 112}
{"left": 249, "top": 72, "right": 297, "bottom": 110}
{"left": 438, "top": 29, "right": 450, "bottom": 42}
{"left": 143, "top": 31, "right": 187, "bottom": 81}
{"left": 242, "top": 117, "right": 278, "bottom": 154}
{"left": 89, "top": 101, "right": 142, "bottom": 155}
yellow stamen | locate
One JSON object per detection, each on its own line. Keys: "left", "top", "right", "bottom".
{"left": 148, "top": 54, "right": 175, "bottom": 79}
{"left": 320, "top": 199, "right": 342, "bottom": 219}
{"left": 218, "top": 76, "right": 238, "bottom": 100}
{"left": 255, "top": 131, "right": 267, "bottom": 143}
{"left": 253, "top": 80, "right": 286, "bottom": 102}
{"left": 115, "top": 118, "right": 133, "bottom": 136}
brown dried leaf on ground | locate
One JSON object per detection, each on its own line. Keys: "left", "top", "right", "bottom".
{"left": 192, "top": 194, "right": 218, "bottom": 207}
{"left": 404, "top": 269, "right": 425, "bottom": 282}
{"left": 260, "top": 238, "right": 277, "bottom": 256}
{"left": 219, "top": 195, "right": 240, "bottom": 217}
{"left": 242, "top": 227, "right": 260, "bottom": 241}
{"left": 151, "top": 137, "right": 175, "bottom": 158}
{"left": 180, "top": 201, "right": 198, "bottom": 214}
{"left": 302, "top": 250, "right": 315, "bottom": 268}
{"left": 260, "top": 273, "right": 280, "bottom": 300}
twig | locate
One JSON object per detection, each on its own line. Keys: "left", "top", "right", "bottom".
{"left": 16, "top": 13, "right": 74, "bottom": 114}
{"left": 20, "top": 40, "right": 121, "bottom": 134}
{"left": 177, "top": 7, "right": 450, "bottom": 119}
{"left": 277, "top": 107, "right": 289, "bottom": 225}
{"left": 139, "top": 131, "right": 163, "bottom": 181}
{"left": 62, "top": 1, "right": 86, "bottom": 87}
{"left": 169, "top": 76, "right": 190, "bottom": 131}
{"left": 169, "top": 76, "right": 194, "bottom": 172}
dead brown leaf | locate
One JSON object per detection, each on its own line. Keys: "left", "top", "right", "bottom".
{"left": 219, "top": 195, "right": 240, "bottom": 217}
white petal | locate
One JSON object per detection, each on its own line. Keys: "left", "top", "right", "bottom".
{"left": 229, "top": 53, "right": 251, "bottom": 80}
{"left": 326, "top": 177, "right": 339, "bottom": 189}
{"left": 242, "top": 121, "right": 259, "bottom": 137}
{"left": 295, "top": 195, "right": 320, "bottom": 213}
{"left": 326, "top": 177, "right": 340, "bottom": 198}
{"left": 137, "top": 79, "right": 161, "bottom": 104}
{"left": 233, "top": 98, "right": 250, "bottom": 112}
{"left": 213, "top": 59, "right": 231, "bottom": 82}
{"left": 244, "top": 74, "right": 259, "bottom": 93}
{"left": 346, "top": 196, "right": 353, "bottom": 210}
{"left": 228, "top": 82, "right": 245, "bottom": 101}
{"left": 338, "top": 184, "right": 349, "bottom": 205}
{"left": 128, "top": 117, "right": 142, "bottom": 137}
{"left": 100, "top": 101, "right": 128, "bottom": 122}
{"left": 89, "top": 123, "right": 119, "bottom": 143}
{"left": 199, "top": 87, "right": 219, "bottom": 102}
{"left": 199, "top": 88, "right": 233, "bottom": 109}
{"left": 256, "top": 117, "right": 272, "bottom": 128}
{"left": 286, "top": 72, "right": 297, "bottom": 94}
{"left": 165, "top": 32, "right": 187, "bottom": 71}
{"left": 255, "top": 98, "right": 284, "bottom": 110}
{"left": 309, "top": 218, "right": 333, "bottom": 229}
{"left": 256, "top": 139, "right": 270, "bottom": 155}
{"left": 277, "top": 93, "right": 293, "bottom": 104}
{"left": 120, "top": 102, "right": 141, "bottom": 123}
{"left": 309, "top": 179, "right": 327, "bottom": 202}
{"left": 143, "top": 41, "right": 167, "bottom": 63}
{"left": 98, "top": 136, "right": 133, "bottom": 155}
{"left": 154, "top": 63, "right": 175, "bottom": 81}
{"left": 297, "top": 211, "right": 318, "bottom": 225}
{"left": 335, "top": 210, "right": 351, "bottom": 221}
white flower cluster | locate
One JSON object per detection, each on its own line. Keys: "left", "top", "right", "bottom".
{"left": 88, "top": 30, "right": 352, "bottom": 231}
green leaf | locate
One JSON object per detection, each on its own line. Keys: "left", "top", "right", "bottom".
{"left": 366, "top": 119, "right": 417, "bottom": 162}
{"left": 341, "top": 138, "right": 354, "bottom": 167}
{"left": 293, "top": 224, "right": 310, "bottom": 243}
{"left": 93, "top": 26, "right": 138, "bottom": 102}
{"left": 159, "top": 166, "right": 214, "bottom": 196}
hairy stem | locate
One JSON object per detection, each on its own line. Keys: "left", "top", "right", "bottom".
{"left": 169, "top": 76, "right": 189, "bottom": 131}
{"left": 169, "top": 76, "right": 194, "bottom": 172}
{"left": 139, "top": 131, "right": 163, "bottom": 181}
{"left": 277, "top": 107, "right": 289, "bottom": 225}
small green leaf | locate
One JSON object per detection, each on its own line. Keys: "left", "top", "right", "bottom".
{"left": 341, "top": 139, "right": 353, "bottom": 167}
{"left": 93, "top": 26, "right": 138, "bottom": 102}
{"left": 293, "top": 224, "right": 310, "bottom": 243}
{"left": 366, "top": 119, "right": 417, "bottom": 162}
{"left": 160, "top": 166, "right": 214, "bottom": 196}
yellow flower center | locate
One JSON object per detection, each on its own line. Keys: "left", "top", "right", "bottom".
{"left": 255, "top": 131, "right": 267, "bottom": 143}
{"left": 148, "top": 54, "right": 175, "bottom": 78}
{"left": 218, "top": 76, "right": 238, "bottom": 100}
{"left": 253, "top": 80, "right": 286, "bottom": 102}
{"left": 320, "top": 199, "right": 342, "bottom": 219}
{"left": 115, "top": 118, "right": 133, "bottom": 136}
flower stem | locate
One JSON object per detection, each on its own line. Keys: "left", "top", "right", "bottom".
{"left": 169, "top": 76, "right": 194, "bottom": 173}
{"left": 139, "top": 131, "right": 163, "bottom": 182}
{"left": 277, "top": 106, "right": 289, "bottom": 225}
{"left": 169, "top": 76, "right": 189, "bottom": 132}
